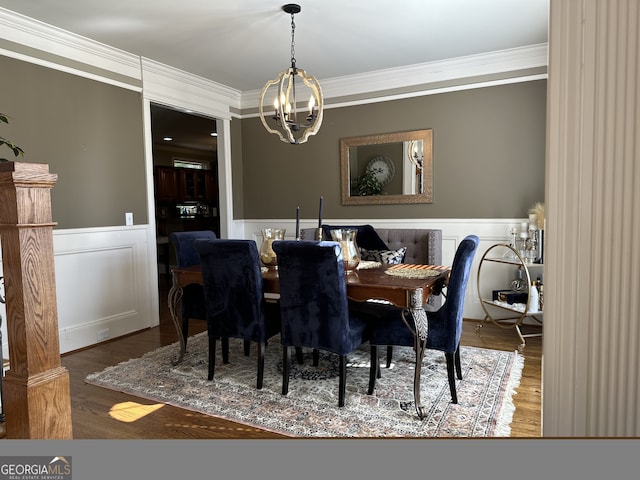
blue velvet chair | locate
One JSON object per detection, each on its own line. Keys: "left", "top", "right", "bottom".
{"left": 194, "top": 239, "right": 280, "bottom": 389}
{"left": 169, "top": 230, "right": 217, "bottom": 348}
{"left": 368, "top": 234, "right": 479, "bottom": 403}
{"left": 272, "top": 240, "right": 378, "bottom": 407}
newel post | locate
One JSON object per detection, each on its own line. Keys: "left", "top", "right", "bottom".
{"left": 0, "top": 161, "right": 72, "bottom": 439}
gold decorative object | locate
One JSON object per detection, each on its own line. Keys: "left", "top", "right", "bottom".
{"left": 329, "top": 228, "right": 360, "bottom": 272}
{"left": 260, "top": 228, "right": 286, "bottom": 268}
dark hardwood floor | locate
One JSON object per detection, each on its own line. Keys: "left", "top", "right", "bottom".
{"left": 1, "top": 275, "right": 542, "bottom": 439}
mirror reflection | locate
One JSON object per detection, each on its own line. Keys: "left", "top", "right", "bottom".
{"left": 340, "top": 129, "right": 433, "bottom": 205}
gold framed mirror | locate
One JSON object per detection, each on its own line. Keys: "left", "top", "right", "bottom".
{"left": 340, "top": 129, "right": 433, "bottom": 205}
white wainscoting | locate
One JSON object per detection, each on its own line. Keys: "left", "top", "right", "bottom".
{"left": 1, "top": 225, "right": 160, "bottom": 356}
{"left": 53, "top": 225, "right": 160, "bottom": 353}
{"left": 237, "top": 218, "right": 534, "bottom": 321}
{"left": 1, "top": 218, "right": 535, "bottom": 358}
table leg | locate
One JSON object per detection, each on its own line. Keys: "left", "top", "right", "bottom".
{"left": 167, "top": 273, "right": 187, "bottom": 365}
{"left": 399, "top": 289, "right": 430, "bottom": 419}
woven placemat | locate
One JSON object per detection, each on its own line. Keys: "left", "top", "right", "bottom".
{"left": 384, "top": 264, "right": 449, "bottom": 279}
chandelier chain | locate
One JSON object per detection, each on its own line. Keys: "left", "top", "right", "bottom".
{"left": 290, "top": 12, "right": 296, "bottom": 67}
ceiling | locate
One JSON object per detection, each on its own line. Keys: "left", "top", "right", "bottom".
{"left": 150, "top": 104, "right": 218, "bottom": 154}
{"left": 0, "top": 0, "right": 549, "bottom": 93}
{"left": 0, "top": 1, "right": 549, "bottom": 154}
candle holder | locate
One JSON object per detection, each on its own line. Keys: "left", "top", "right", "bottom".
{"left": 329, "top": 228, "right": 360, "bottom": 272}
{"left": 503, "top": 226, "right": 519, "bottom": 260}
{"left": 259, "top": 228, "right": 286, "bottom": 268}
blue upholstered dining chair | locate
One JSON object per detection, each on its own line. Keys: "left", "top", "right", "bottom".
{"left": 194, "top": 239, "right": 280, "bottom": 389}
{"left": 272, "top": 240, "right": 378, "bottom": 407}
{"left": 169, "top": 230, "right": 217, "bottom": 349}
{"left": 367, "top": 234, "right": 479, "bottom": 404}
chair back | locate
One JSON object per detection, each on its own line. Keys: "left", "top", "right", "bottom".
{"left": 169, "top": 230, "right": 216, "bottom": 323}
{"left": 194, "top": 239, "right": 278, "bottom": 342}
{"left": 273, "top": 240, "right": 356, "bottom": 355}
{"left": 170, "top": 230, "right": 216, "bottom": 267}
{"left": 427, "top": 234, "right": 479, "bottom": 352}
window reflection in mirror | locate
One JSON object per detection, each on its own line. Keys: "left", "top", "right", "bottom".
{"left": 340, "top": 129, "right": 433, "bottom": 205}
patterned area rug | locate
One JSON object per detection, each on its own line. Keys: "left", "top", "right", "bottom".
{"left": 85, "top": 332, "right": 523, "bottom": 437}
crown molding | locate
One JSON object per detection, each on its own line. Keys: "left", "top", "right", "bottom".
{"left": 1, "top": 7, "right": 547, "bottom": 118}
{"left": 0, "top": 7, "right": 141, "bottom": 82}
{"left": 0, "top": 7, "right": 242, "bottom": 118}
{"left": 140, "top": 58, "right": 241, "bottom": 120}
{"left": 242, "top": 43, "right": 548, "bottom": 113}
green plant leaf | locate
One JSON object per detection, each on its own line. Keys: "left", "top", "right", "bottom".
{"left": 351, "top": 167, "right": 383, "bottom": 196}
{"left": 1, "top": 112, "right": 25, "bottom": 158}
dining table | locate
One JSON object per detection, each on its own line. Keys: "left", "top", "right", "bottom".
{"left": 167, "top": 261, "right": 450, "bottom": 419}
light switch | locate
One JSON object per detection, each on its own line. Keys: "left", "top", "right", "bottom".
{"left": 125, "top": 212, "right": 133, "bottom": 225}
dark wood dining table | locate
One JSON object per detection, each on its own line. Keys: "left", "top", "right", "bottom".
{"left": 167, "top": 262, "right": 449, "bottom": 419}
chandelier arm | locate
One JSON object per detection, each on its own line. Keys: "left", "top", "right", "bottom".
{"left": 259, "top": 73, "right": 291, "bottom": 144}
{"left": 280, "top": 71, "right": 297, "bottom": 144}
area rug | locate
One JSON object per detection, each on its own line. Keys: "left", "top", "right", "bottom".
{"left": 85, "top": 332, "right": 523, "bottom": 437}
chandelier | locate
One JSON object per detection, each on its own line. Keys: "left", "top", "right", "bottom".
{"left": 258, "top": 4, "right": 323, "bottom": 145}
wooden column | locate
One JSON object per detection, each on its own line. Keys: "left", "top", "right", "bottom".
{"left": 0, "top": 161, "right": 72, "bottom": 439}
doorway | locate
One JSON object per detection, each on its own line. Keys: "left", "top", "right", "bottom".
{"left": 150, "top": 103, "right": 220, "bottom": 279}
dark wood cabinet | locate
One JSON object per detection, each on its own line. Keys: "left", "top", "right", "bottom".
{"left": 153, "top": 165, "right": 219, "bottom": 234}
{"left": 155, "top": 166, "right": 180, "bottom": 202}
{"left": 204, "top": 170, "right": 218, "bottom": 203}
{"left": 179, "top": 169, "right": 217, "bottom": 202}
{"left": 154, "top": 166, "right": 218, "bottom": 204}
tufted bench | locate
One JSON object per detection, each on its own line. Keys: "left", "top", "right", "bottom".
{"left": 301, "top": 226, "right": 442, "bottom": 266}
{"left": 373, "top": 228, "right": 441, "bottom": 266}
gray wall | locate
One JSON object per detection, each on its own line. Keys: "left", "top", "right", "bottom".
{"left": 1, "top": 51, "right": 545, "bottom": 228}
{"left": 239, "top": 80, "right": 547, "bottom": 220}
{"left": 231, "top": 118, "right": 245, "bottom": 219}
{"left": 0, "top": 55, "right": 147, "bottom": 229}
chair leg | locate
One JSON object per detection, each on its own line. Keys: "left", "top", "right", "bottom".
{"left": 444, "top": 352, "right": 458, "bottom": 404}
{"left": 256, "top": 342, "right": 265, "bottom": 389}
{"left": 368, "top": 345, "right": 378, "bottom": 395}
{"left": 244, "top": 339, "right": 251, "bottom": 356}
{"left": 454, "top": 346, "right": 462, "bottom": 380}
{"left": 282, "top": 346, "right": 291, "bottom": 395}
{"left": 312, "top": 348, "right": 320, "bottom": 367}
{"left": 208, "top": 336, "right": 216, "bottom": 381}
{"left": 386, "top": 345, "right": 393, "bottom": 368}
{"left": 338, "top": 355, "right": 347, "bottom": 407}
{"left": 295, "top": 346, "right": 304, "bottom": 364}
{"left": 222, "top": 337, "right": 230, "bottom": 364}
